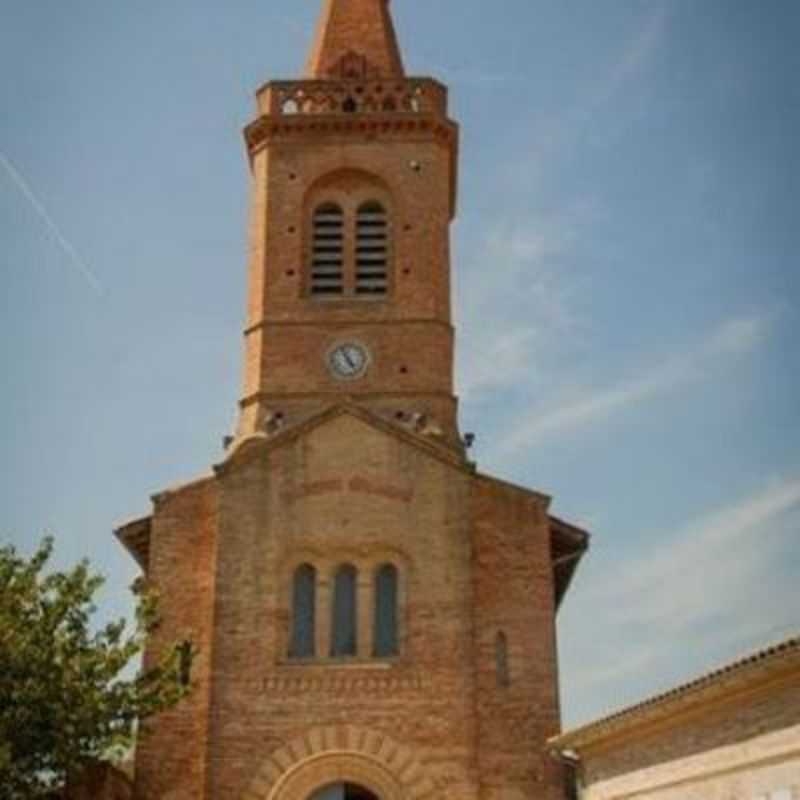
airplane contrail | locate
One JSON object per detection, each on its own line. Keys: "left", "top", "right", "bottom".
{"left": 0, "top": 151, "right": 103, "bottom": 295}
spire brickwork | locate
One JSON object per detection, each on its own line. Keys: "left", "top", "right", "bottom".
{"left": 305, "top": 0, "right": 404, "bottom": 79}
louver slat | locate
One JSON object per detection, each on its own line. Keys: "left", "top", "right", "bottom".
{"left": 355, "top": 202, "right": 388, "bottom": 296}
{"left": 310, "top": 204, "right": 344, "bottom": 296}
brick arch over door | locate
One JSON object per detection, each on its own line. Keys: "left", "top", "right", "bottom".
{"left": 240, "top": 725, "right": 435, "bottom": 800}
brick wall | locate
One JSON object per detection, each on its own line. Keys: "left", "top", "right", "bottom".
{"left": 133, "top": 477, "right": 219, "bottom": 800}
{"left": 238, "top": 112, "right": 460, "bottom": 444}
{"left": 472, "top": 476, "right": 566, "bottom": 800}
{"left": 207, "top": 412, "right": 479, "bottom": 799}
{"left": 130, "top": 410, "right": 568, "bottom": 800}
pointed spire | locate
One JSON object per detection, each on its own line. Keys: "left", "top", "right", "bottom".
{"left": 305, "top": 0, "right": 405, "bottom": 80}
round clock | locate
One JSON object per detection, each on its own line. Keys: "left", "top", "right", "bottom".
{"left": 327, "top": 342, "right": 370, "bottom": 380}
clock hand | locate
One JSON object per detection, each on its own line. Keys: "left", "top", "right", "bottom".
{"left": 343, "top": 349, "right": 356, "bottom": 369}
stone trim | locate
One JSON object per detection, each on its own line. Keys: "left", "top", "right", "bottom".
{"left": 243, "top": 318, "right": 456, "bottom": 337}
{"left": 241, "top": 725, "right": 434, "bottom": 800}
{"left": 262, "top": 670, "right": 423, "bottom": 695}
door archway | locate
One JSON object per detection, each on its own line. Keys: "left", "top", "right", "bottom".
{"left": 309, "top": 784, "right": 379, "bottom": 800}
{"left": 268, "top": 753, "right": 400, "bottom": 800}
{"left": 242, "top": 724, "right": 430, "bottom": 800}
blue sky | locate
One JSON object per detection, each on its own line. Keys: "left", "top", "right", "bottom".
{"left": 1, "top": 0, "right": 798, "bottom": 726}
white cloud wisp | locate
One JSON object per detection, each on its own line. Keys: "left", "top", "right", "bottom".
{"left": 0, "top": 151, "right": 102, "bottom": 294}
{"left": 492, "top": 313, "right": 770, "bottom": 459}
{"left": 562, "top": 475, "right": 800, "bottom": 721}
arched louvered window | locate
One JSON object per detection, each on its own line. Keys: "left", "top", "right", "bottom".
{"left": 289, "top": 564, "right": 316, "bottom": 659}
{"left": 310, "top": 203, "right": 344, "bottom": 296}
{"left": 355, "top": 201, "right": 389, "bottom": 296}
{"left": 331, "top": 564, "right": 358, "bottom": 657}
{"left": 496, "top": 631, "right": 510, "bottom": 688}
{"left": 373, "top": 564, "right": 399, "bottom": 657}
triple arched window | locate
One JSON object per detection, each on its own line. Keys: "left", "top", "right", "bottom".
{"left": 309, "top": 200, "right": 391, "bottom": 298}
{"left": 288, "top": 562, "right": 400, "bottom": 661}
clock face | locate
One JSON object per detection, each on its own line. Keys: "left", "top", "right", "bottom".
{"left": 327, "top": 342, "right": 370, "bottom": 380}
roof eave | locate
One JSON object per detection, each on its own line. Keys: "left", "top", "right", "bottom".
{"left": 550, "top": 635, "right": 800, "bottom": 753}
{"left": 114, "top": 515, "right": 152, "bottom": 572}
{"left": 550, "top": 516, "right": 590, "bottom": 610}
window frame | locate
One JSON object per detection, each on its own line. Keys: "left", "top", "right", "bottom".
{"left": 288, "top": 563, "right": 318, "bottom": 660}
{"left": 330, "top": 563, "right": 359, "bottom": 659}
{"left": 309, "top": 202, "right": 346, "bottom": 297}
{"left": 281, "top": 555, "right": 408, "bottom": 665}
{"left": 373, "top": 563, "right": 400, "bottom": 658}
{"left": 354, "top": 200, "right": 390, "bottom": 297}
{"left": 303, "top": 184, "right": 394, "bottom": 301}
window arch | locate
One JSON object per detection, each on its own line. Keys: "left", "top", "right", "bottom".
{"left": 310, "top": 203, "right": 344, "bottom": 296}
{"left": 355, "top": 201, "right": 389, "bottom": 296}
{"left": 331, "top": 564, "right": 358, "bottom": 657}
{"left": 496, "top": 631, "right": 510, "bottom": 688}
{"left": 305, "top": 184, "right": 392, "bottom": 300}
{"left": 373, "top": 564, "right": 399, "bottom": 657}
{"left": 289, "top": 564, "right": 317, "bottom": 659}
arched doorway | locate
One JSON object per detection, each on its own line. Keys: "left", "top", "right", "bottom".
{"left": 309, "top": 785, "right": 378, "bottom": 800}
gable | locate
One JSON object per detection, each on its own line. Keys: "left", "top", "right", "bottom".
{"left": 213, "top": 405, "right": 473, "bottom": 551}
{"left": 218, "top": 404, "right": 468, "bottom": 477}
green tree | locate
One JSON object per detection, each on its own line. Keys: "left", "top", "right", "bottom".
{"left": 0, "top": 537, "right": 191, "bottom": 798}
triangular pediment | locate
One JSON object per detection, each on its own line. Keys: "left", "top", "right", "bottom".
{"left": 216, "top": 403, "right": 469, "bottom": 476}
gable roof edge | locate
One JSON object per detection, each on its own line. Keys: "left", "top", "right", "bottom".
{"left": 216, "top": 403, "right": 471, "bottom": 476}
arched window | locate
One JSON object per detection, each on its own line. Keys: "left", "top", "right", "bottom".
{"left": 355, "top": 201, "right": 389, "bottom": 296}
{"left": 373, "top": 564, "right": 399, "bottom": 657}
{"left": 289, "top": 564, "right": 316, "bottom": 659}
{"left": 496, "top": 631, "right": 510, "bottom": 688}
{"left": 331, "top": 564, "right": 358, "bottom": 657}
{"left": 310, "top": 203, "right": 344, "bottom": 296}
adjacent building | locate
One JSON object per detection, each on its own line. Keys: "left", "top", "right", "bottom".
{"left": 550, "top": 636, "right": 800, "bottom": 800}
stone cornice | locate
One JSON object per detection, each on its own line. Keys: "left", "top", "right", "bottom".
{"left": 245, "top": 113, "right": 456, "bottom": 152}
{"left": 238, "top": 389, "right": 458, "bottom": 410}
{"left": 243, "top": 317, "right": 455, "bottom": 337}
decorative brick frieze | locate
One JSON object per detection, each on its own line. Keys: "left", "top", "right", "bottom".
{"left": 262, "top": 671, "right": 424, "bottom": 695}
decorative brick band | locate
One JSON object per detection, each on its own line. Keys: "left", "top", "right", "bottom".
{"left": 262, "top": 672, "right": 423, "bottom": 694}
{"left": 241, "top": 725, "right": 435, "bottom": 800}
{"left": 245, "top": 116, "right": 456, "bottom": 152}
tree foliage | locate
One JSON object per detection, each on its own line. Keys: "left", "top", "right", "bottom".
{"left": 0, "top": 537, "right": 191, "bottom": 798}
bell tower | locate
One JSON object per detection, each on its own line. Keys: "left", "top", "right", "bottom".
{"left": 116, "top": 3, "right": 591, "bottom": 800}
{"left": 238, "top": 0, "right": 460, "bottom": 445}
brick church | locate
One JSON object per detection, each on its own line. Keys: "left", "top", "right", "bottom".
{"left": 116, "top": 1, "right": 589, "bottom": 798}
